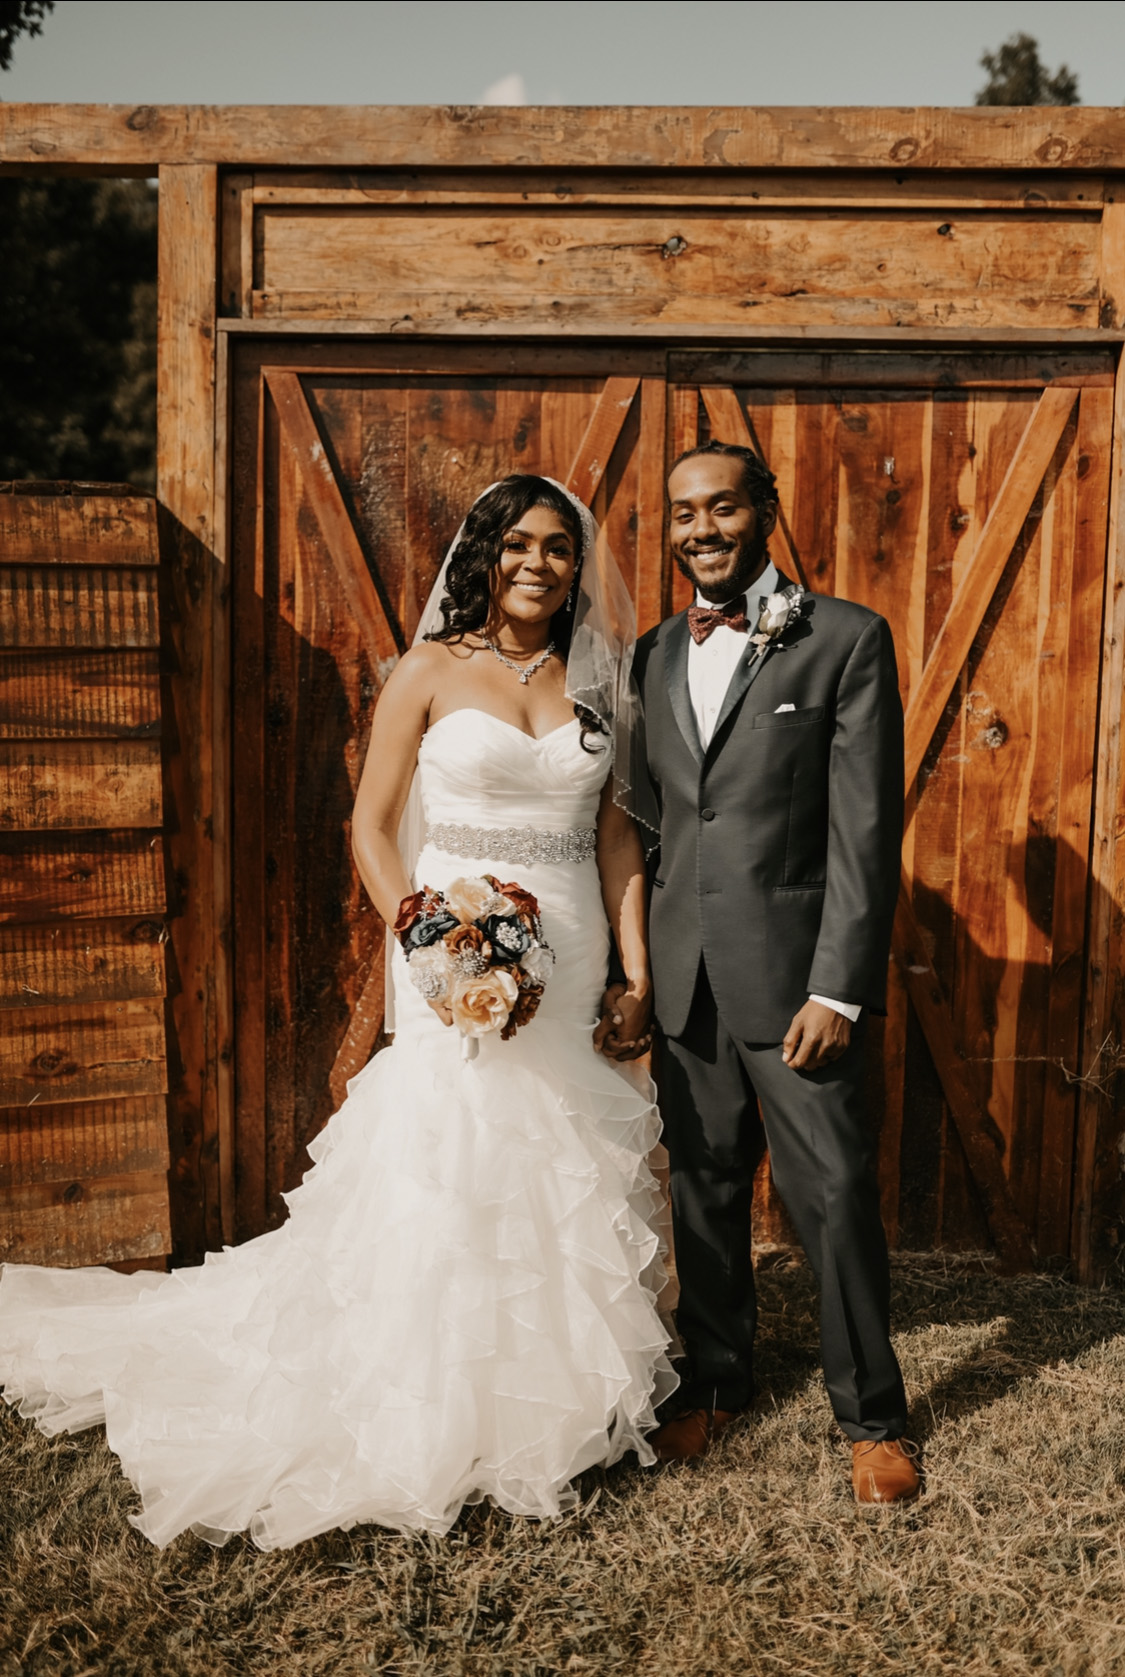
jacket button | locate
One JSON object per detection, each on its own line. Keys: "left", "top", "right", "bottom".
{"left": 701, "top": 807, "right": 716, "bottom": 821}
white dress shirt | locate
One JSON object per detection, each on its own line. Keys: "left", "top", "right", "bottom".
{"left": 686, "top": 565, "right": 861, "bottom": 1025}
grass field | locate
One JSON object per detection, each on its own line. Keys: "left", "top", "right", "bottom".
{"left": 2, "top": 1254, "right": 1124, "bottom": 1677}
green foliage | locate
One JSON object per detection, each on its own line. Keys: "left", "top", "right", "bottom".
{"left": 0, "top": 178, "right": 157, "bottom": 488}
{"left": 976, "top": 31, "right": 1080, "bottom": 107}
{"left": 0, "top": 0, "right": 53, "bottom": 72}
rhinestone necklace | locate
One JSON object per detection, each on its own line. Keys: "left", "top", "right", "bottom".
{"left": 483, "top": 638, "right": 556, "bottom": 686}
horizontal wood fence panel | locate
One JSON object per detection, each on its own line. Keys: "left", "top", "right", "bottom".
{"left": 0, "top": 650, "right": 161, "bottom": 739}
{"left": 0, "top": 832, "right": 165, "bottom": 924}
{"left": 669, "top": 350, "right": 1116, "bottom": 388}
{"left": 8, "top": 101, "right": 1125, "bottom": 171}
{"left": 0, "top": 495, "right": 158, "bottom": 566}
{"left": 0, "top": 740, "right": 162, "bottom": 830}
{"left": 256, "top": 209, "right": 1100, "bottom": 319}
{"left": 0, "top": 918, "right": 167, "bottom": 1008}
{"left": 0, "top": 568, "right": 159, "bottom": 650}
{"left": 0, "top": 1097, "right": 170, "bottom": 1189}
{"left": 0, "top": 1173, "right": 171, "bottom": 1268}
{"left": 0, "top": 1000, "right": 168, "bottom": 1108}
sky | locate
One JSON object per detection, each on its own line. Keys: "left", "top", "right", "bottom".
{"left": 2, "top": 0, "right": 1123, "bottom": 108}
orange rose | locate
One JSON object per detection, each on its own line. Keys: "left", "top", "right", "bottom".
{"left": 394, "top": 888, "right": 429, "bottom": 938}
{"left": 447, "top": 925, "right": 489, "bottom": 962}
{"left": 450, "top": 969, "right": 519, "bottom": 1038}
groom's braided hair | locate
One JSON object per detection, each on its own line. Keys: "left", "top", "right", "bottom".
{"left": 425, "top": 474, "right": 607, "bottom": 750}
{"left": 672, "top": 440, "right": 779, "bottom": 516}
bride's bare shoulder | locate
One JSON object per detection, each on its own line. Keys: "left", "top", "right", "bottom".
{"left": 381, "top": 639, "right": 476, "bottom": 708}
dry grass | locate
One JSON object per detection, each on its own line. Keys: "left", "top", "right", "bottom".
{"left": 2, "top": 1255, "right": 1124, "bottom": 1677}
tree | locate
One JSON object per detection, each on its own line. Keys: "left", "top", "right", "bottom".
{"left": 0, "top": 0, "right": 53, "bottom": 72}
{"left": 976, "top": 32, "right": 1080, "bottom": 106}
{"left": 0, "top": 178, "right": 157, "bottom": 486}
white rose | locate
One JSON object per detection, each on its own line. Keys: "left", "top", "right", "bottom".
{"left": 759, "top": 592, "right": 792, "bottom": 636}
{"left": 406, "top": 943, "right": 454, "bottom": 1002}
{"left": 520, "top": 945, "right": 555, "bottom": 986}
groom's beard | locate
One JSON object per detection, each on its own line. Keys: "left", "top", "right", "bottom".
{"left": 673, "top": 526, "right": 770, "bottom": 604}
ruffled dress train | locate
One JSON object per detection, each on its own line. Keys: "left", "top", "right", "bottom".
{"left": 0, "top": 711, "right": 676, "bottom": 1549}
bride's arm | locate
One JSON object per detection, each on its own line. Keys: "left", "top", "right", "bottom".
{"left": 350, "top": 649, "right": 434, "bottom": 925}
{"left": 592, "top": 780, "right": 653, "bottom": 1057}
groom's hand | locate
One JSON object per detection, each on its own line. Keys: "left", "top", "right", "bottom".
{"left": 594, "top": 983, "right": 653, "bottom": 1060}
{"left": 782, "top": 1000, "right": 851, "bottom": 1072}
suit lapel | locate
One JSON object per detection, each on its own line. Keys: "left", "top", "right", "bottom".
{"left": 662, "top": 614, "right": 703, "bottom": 766}
{"left": 706, "top": 641, "right": 774, "bottom": 754}
{"left": 705, "top": 574, "right": 797, "bottom": 755}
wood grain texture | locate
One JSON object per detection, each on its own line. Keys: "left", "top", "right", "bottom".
{"left": 0, "top": 740, "right": 162, "bottom": 830}
{"left": 1074, "top": 349, "right": 1125, "bottom": 1281}
{"left": 0, "top": 494, "right": 157, "bottom": 565}
{"left": 565, "top": 377, "right": 640, "bottom": 504}
{"left": 0, "top": 1097, "right": 169, "bottom": 1188}
{"left": 0, "top": 831, "right": 165, "bottom": 924}
{"left": 0, "top": 649, "right": 160, "bottom": 738}
{"left": 0, "top": 999, "right": 167, "bottom": 1108}
{"left": 903, "top": 385, "right": 1078, "bottom": 792}
{"left": 7, "top": 102, "right": 1125, "bottom": 171}
{"left": 0, "top": 1170, "right": 171, "bottom": 1267}
{"left": 0, "top": 567, "right": 159, "bottom": 649}
{"left": 0, "top": 918, "right": 166, "bottom": 1008}
{"left": 157, "top": 162, "right": 226, "bottom": 1259}
{"left": 249, "top": 206, "right": 1100, "bottom": 333}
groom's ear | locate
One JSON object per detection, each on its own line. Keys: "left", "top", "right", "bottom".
{"left": 760, "top": 502, "right": 779, "bottom": 540}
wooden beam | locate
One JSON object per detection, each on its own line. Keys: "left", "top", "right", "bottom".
{"left": 7, "top": 104, "right": 1125, "bottom": 172}
{"left": 264, "top": 371, "right": 402, "bottom": 668}
{"left": 1074, "top": 347, "right": 1125, "bottom": 1282}
{"left": 698, "top": 386, "right": 809, "bottom": 588}
{"left": 156, "top": 162, "right": 225, "bottom": 1261}
{"left": 565, "top": 377, "right": 640, "bottom": 504}
{"left": 903, "top": 385, "right": 1077, "bottom": 792}
{"left": 892, "top": 883, "right": 1035, "bottom": 1271}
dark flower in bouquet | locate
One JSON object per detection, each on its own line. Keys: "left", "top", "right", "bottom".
{"left": 394, "top": 873, "right": 555, "bottom": 1051}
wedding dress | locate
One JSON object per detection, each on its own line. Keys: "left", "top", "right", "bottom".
{"left": 0, "top": 707, "right": 675, "bottom": 1550}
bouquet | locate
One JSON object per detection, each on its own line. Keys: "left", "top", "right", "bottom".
{"left": 394, "top": 875, "right": 555, "bottom": 1058}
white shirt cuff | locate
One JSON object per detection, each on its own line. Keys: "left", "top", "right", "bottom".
{"left": 810, "top": 995, "right": 862, "bottom": 1022}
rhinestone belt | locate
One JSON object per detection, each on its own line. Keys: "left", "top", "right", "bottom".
{"left": 424, "top": 820, "right": 598, "bottom": 867}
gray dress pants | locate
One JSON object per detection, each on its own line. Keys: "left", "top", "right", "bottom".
{"left": 656, "top": 959, "right": 908, "bottom": 1441}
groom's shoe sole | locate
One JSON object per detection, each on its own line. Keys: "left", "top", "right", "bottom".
{"left": 652, "top": 1408, "right": 739, "bottom": 1463}
{"left": 852, "top": 1439, "right": 922, "bottom": 1503}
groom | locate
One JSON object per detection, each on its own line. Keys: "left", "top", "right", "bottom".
{"left": 610, "top": 441, "right": 919, "bottom": 1504}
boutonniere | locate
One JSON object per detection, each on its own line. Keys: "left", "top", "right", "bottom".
{"left": 748, "top": 584, "right": 808, "bottom": 651}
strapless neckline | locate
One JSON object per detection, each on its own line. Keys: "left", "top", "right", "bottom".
{"left": 427, "top": 709, "right": 580, "bottom": 746}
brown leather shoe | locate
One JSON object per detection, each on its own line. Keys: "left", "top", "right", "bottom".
{"left": 651, "top": 1408, "right": 739, "bottom": 1463}
{"left": 852, "top": 1438, "right": 922, "bottom": 1504}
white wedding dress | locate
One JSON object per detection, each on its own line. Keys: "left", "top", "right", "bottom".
{"left": 0, "top": 710, "right": 675, "bottom": 1550}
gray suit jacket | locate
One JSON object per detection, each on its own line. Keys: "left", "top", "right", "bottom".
{"left": 634, "top": 581, "right": 904, "bottom": 1042}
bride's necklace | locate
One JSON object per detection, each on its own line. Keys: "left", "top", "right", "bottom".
{"left": 483, "top": 638, "right": 556, "bottom": 686}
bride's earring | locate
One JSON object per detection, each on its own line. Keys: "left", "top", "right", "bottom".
{"left": 565, "top": 576, "right": 577, "bottom": 612}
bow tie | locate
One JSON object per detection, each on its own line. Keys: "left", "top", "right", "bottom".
{"left": 687, "top": 600, "right": 749, "bottom": 644}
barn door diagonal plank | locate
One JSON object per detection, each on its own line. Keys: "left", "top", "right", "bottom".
{"left": 565, "top": 376, "right": 640, "bottom": 504}
{"left": 903, "top": 384, "right": 1078, "bottom": 792}
{"left": 264, "top": 370, "right": 403, "bottom": 668}
{"left": 697, "top": 385, "right": 809, "bottom": 588}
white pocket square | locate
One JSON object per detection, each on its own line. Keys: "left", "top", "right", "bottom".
{"left": 774, "top": 703, "right": 796, "bottom": 713}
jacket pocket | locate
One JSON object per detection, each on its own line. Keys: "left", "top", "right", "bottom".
{"left": 752, "top": 703, "right": 826, "bottom": 730}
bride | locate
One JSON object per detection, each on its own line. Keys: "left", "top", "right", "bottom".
{"left": 0, "top": 474, "right": 676, "bottom": 1550}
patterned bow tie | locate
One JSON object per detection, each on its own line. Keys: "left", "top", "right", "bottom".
{"left": 687, "top": 600, "right": 749, "bottom": 644}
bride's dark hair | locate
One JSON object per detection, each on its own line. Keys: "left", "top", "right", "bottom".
{"left": 425, "top": 474, "right": 607, "bottom": 748}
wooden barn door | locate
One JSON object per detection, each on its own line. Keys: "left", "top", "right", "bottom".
{"left": 672, "top": 351, "right": 1115, "bottom": 1268}
{"left": 230, "top": 358, "right": 668, "bottom": 1238}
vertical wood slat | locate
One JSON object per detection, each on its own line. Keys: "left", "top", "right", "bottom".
{"left": 668, "top": 386, "right": 699, "bottom": 616}
{"left": 157, "top": 162, "right": 226, "bottom": 1259}
{"left": 1074, "top": 353, "right": 1125, "bottom": 1281}
{"left": 1036, "top": 388, "right": 1114, "bottom": 1254}
{"left": 634, "top": 377, "right": 667, "bottom": 635}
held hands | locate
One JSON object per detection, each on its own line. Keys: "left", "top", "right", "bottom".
{"left": 782, "top": 999, "right": 851, "bottom": 1072}
{"left": 594, "top": 981, "right": 654, "bottom": 1060}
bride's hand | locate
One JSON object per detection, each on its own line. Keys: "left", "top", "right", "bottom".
{"left": 594, "top": 982, "right": 653, "bottom": 1060}
{"left": 428, "top": 999, "right": 454, "bottom": 1027}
